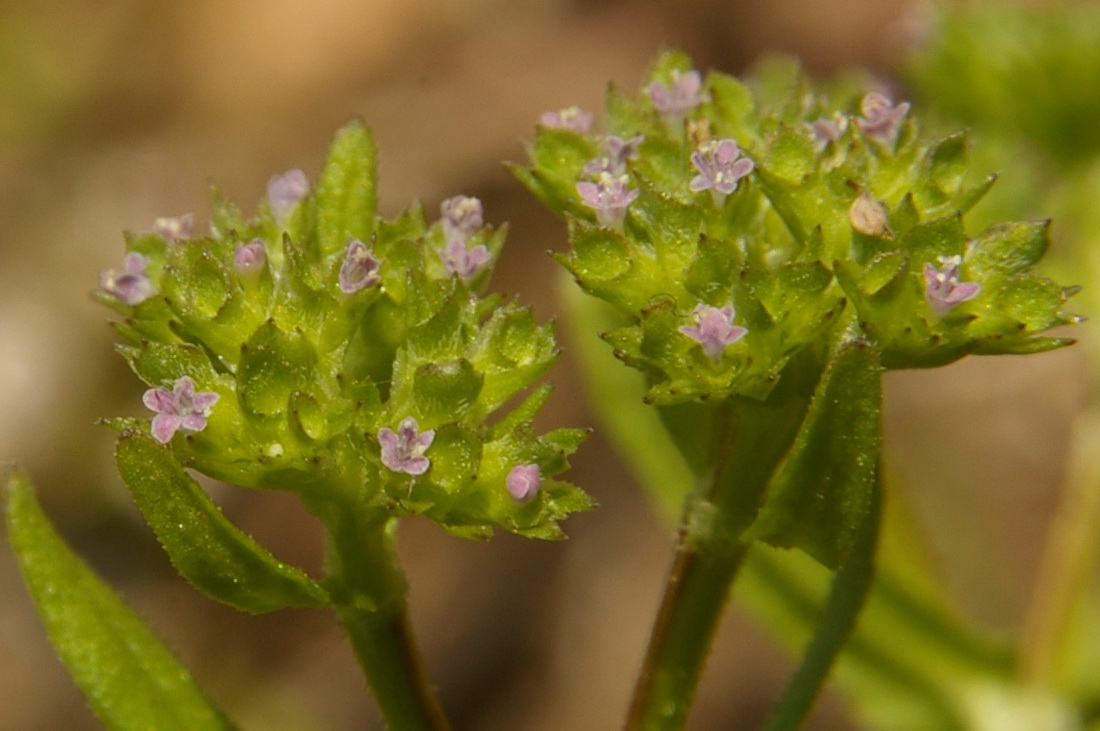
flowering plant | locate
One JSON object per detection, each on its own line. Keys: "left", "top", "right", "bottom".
{"left": 2, "top": 24, "right": 1091, "bottom": 731}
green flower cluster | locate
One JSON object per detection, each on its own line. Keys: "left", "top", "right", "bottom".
{"left": 516, "top": 51, "right": 1078, "bottom": 401}
{"left": 96, "top": 121, "right": 591, "bottom": 540}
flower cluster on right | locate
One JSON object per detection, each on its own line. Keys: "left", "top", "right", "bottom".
{"left": 516, "top": 51, "right": 1078, "bottom": 402}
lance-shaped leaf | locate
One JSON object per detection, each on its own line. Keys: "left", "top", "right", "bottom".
{"left": 4, "top": 468, "right": 239, "bottom": 731}
{"left": 744, "top": 328, "right": 883, "bottom": 569}
{"left": 116, "top": 432, "right": 329, "bottom": 613}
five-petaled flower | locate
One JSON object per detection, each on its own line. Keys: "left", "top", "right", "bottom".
{"left": 540, "top": 106, "right": 594, "bottom": 134}
{"left": 648, "top": 70, "right": 704, "bottom": 123}
{"left": 142, "top": 376, "right": 220, "bottom": 444}
{"left": 808, "top": 113, "right": 848, "bottom": 152}
{"left": 576, "top": 173, "right": 640, "bottom": 228}
{"left": 506, "top": 464, "right": 540, "bottom": 503}
{"left": 233, "top": 239, "right": 267, "bottom": 276}
{"left": 923, "top": 255, "right": 981, "bottom": 316}
{"left": 856, "top": 92, "right": 911, "bottom": 145}
{"left": 100, "top": 252, "right": 156, "bottom": 305}
{"left": 339, "top": 238, "right": 381, "bottom": 294}
{"left": 679, "top": 304, "right": 748, "bottom": 362}
{"left": 152, "top": 214, "right": 193, "bottom": 243}
{"left": 267, "top": 168, "right": 310, "bottom": 223}
{"left": 441, "top": 239, "right": 491, "bottom": 283}
{"left": 689, "top": 139, "right": 754, "bottom": 205}
{"left": 441, "top": 195, "right": 484, "bottom": 244}
{"left": 583, "top": 135, "right": 644, "bottom": 177}
{"left": 378, "top": 417, "right": 436, "bottom": 476}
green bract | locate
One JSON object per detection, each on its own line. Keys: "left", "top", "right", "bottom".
{"left": 515, "top": 51, "right": 1078, "bottom": 401}
{"left": 96, "top": 120, "right": 591, "bottom": 541}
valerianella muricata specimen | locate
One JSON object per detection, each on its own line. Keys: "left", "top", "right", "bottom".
{"left": 95, "top": 120, "right": 591, "bottom": 542}
{"left": 516, "top": 50, "right": 1078, "bottom": 408}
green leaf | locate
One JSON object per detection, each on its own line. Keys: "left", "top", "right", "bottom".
{"left": 308, "top": 120, "right": 378, "bottom": 258}
{"left": 744, "top": 328, "right": 882, "bottom": 569}
{"left": 4, "top": 468, "right": 239, "bottom": 731}
{"left": 115, "top": 432, "right": 330, "bottom": 613}
{"left": 968, "top": 220, "right": 1051, "bottom": 278}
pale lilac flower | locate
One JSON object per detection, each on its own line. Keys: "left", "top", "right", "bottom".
{"left": 441, "top": 195, "right": 484, "bottom": 244}
{"left": 152, "top": 214, "right": 193, "bottom": 243}
{"left": 576, "top": 173, "right": 640, "bottom": 228}
{"left": 339, "top": 239, "right": 381, "bottom": 294}
{"left": 142, "top": 376, "right": 220, "bottom": 444}
{"left": 506, "top": 464, "right": 540, "bottom": 503}
{"left": 540, "top": 106, "right": 594, "bottom": 134}
{"left": 689, "top": 139, "right": 754, "bottom": 205}
{"left": 582, "top": 134, "right": 644, "bottom": 177}
{"left": 808, "top": 114, "right": 848, "bottom": 152}
{"left": 233, "top": 239, "right": 267, "bottom": 276}
{"left": 99, "top": 252, "right": 156, "bottom": 305}
{"left": 441, "top": 239, "right": 491, "bottom": 282}
{"left": 648, "top": 70, "right": 704, "bottom": 123}
{"left": 856, "top": 92, "right": 910, "bottom": 145}
{"left": 267, "top": 168, "right": 310, "bottom": 223}
{"left": 378, "top": 417, "right": 436, "bottom": 476}
{"left": 923, "top": 255, "right": 981, "bottom": 316}
{"left": 679, "top": 304, "right": 748, "bottom": 362}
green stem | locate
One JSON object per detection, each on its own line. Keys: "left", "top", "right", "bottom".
{"left": 322, "top": 504, "right": 451, "bottom": 731}
{"left": 626, "top": 386, "right": 813, "bottom": 731}
{"left": 762, "top": 474, "right": 881, "bottom": 731}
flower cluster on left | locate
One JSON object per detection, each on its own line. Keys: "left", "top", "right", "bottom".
{"left": 96, "top": 120, "right": 591, "bottom": 540}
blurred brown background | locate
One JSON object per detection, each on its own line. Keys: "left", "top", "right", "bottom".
{"left": 0, "top": 1, "right": 1086, "bottom": 729}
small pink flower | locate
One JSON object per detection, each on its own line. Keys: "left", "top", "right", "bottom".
{"left": 856, "top": 92, "right": 910, "bottom": 145}
{"left": 441, "top": 195, "right": 484, "bottom": 244}
{"left": 378, "top": 417, "right": 436, "bottom": 476}
{"left": 808, "top": 114, "right": 848, "bottom": 151}
{"left": 539, "top": 106, "right": 594, "bottom": 134}
{"left": 152, "top": 214, "right": 193, "bottom": 243}
{"left": 233, "top": 239, "right": 267, "bottom": 276}
{"left": 576, "top": 173, "right": 640, "bottom": 228}
{"left": 99, "top": 252, "right": 156, "bottom": 305}
{"left": 506, "top": 464, "right": 540, "bottom": 503}
{"left": 267, "top": 168, "right": 310, "bottom": 223}
{"left": 689, "top": 139, "right": 754, "bottom": 204}
{"left": 583, "top": 135, "right": 644, "bottom": 177}
{"left": 339, "top": 239, "right": 381, "bottom": 294}
{"left": 441, "top": 239, "right": 491, "bottom": 283}
{"left": 648, "top": 70, "right": 704, "bottom": 122}
{"left": 142, "top": 376, "right": 220, "bottom": 444}
{"left": 679, "top": 304, "right": 748, "bottom": 362}
{"left": 923, "top": 255, "right": 981, "bottom": 316}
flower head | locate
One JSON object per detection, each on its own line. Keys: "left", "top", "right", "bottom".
{"left": 679, "top": 304, "right": 748, "bottom": 362}
{"left": 142, "top": 376, "right": 220, "bottom": 444}
{"left": 99, "top": 252, "right": 156, "bottom": 305}
{"left": 540, "top": 106, "right": 594, "bottom": 134}
{"left": 441, "top": 239, "right": 491, "bottom": 283}
{"left": 267, "top": 168, "right": 310, "bottom": 223}
{"left": 648, "top": 70, "right": 704, "bottom": 123}
{"left": 441, "top": 195, "right": 484, "bottom": 244}
{"left": 339, "top": 238, "right": 381, "bottom": 294}
{"left": 582, "top": 134, "right": 644, "bottom": 177}
{"left": 576, "top": 173, "right": 640, "bottom": 228}
{"left": 233, "top": 239, "right": 267, "bottom": 276}
{"left": 152, "top": 214, "right": 193, "bottom": 243}
{"left": 506, "top": 463, "right": 540, "bottom": 502}
{"left": 856, "top": 92, "right": 911, "bottom": 145}
{"left": 923, "top": 255, "right": 981, "bottom": 316}
{"left": 378, "top": 417, "right": 436, "bottom": 476}
{"left": 689, "top": 139, "right": 754, "bottom": 204}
